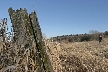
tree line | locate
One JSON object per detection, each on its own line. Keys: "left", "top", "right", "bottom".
{"left": 50, "top": 30, "right": 108, "bottom": 42}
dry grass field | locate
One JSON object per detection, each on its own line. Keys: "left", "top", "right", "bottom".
{"left": 45, "top": 38, "right": 108, "bottom": 72}
{"left": 0, "top": 37, "right": 108, "bottom": 72}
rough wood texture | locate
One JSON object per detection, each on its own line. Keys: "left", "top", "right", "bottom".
{"left": 0, "top": 7, "right": 53, "bottom": 72}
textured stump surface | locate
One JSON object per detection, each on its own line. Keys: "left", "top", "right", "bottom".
{"left": 4, "top": 7, "right": 54, "bottom": 72}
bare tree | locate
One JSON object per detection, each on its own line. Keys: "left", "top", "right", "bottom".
{"left": 89, "top": 30, "right": 100, "bottom": 34}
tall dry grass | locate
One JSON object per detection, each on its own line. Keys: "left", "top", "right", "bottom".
{"left": 45, "top": 38, "right": 108, "bottom": 72}
{"left": 0, "top": 36, "right": 108, "bottom": 72}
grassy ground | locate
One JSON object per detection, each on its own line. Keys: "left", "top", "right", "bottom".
{"left": 0, "top": 37, "right": 108, "bottom": 72}
{"left": 45, "top": 38, "right": 108, "bottom": 72}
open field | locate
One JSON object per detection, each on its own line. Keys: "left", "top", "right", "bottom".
{"left": 45, "top": 38, "right": 108, "bottom": 72}
{"left": 0, "top": 37, "right": 108, "bottom": 72}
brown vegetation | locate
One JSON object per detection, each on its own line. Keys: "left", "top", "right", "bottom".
{"left": 0, "top": 34, "right": 108, "bottom": 72}
{"left": 45, "top": 38, "right": 108, "bottom": 72}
